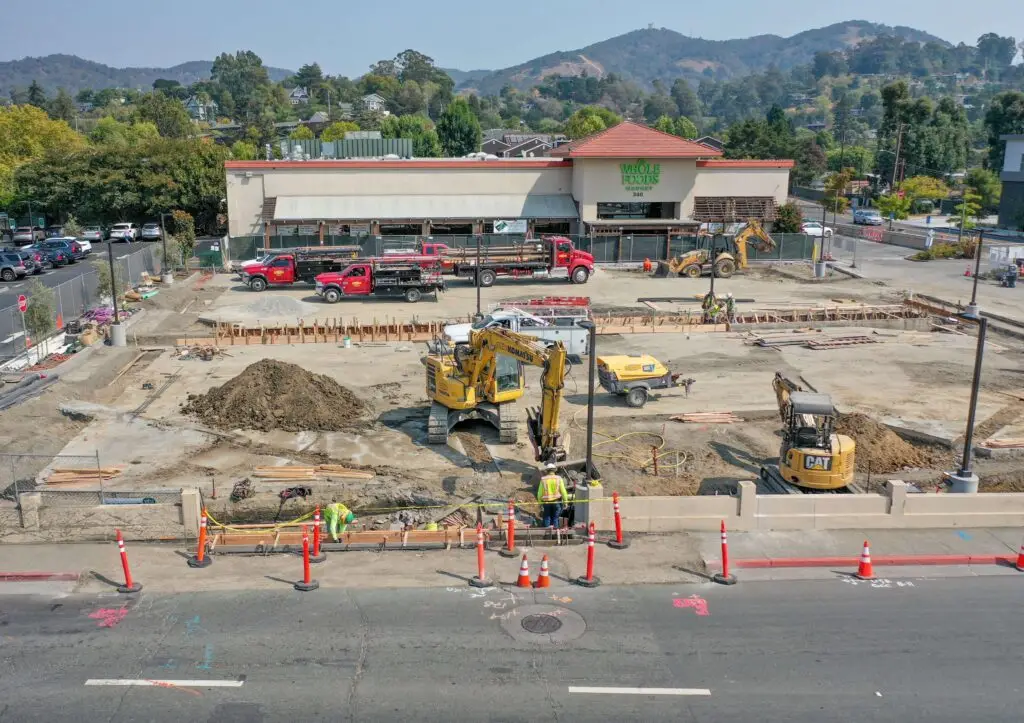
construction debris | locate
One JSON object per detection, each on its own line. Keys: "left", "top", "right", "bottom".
{"left": 178, "top": 345, "right": 225, "bottom": 361}
{"left": 46, "top": 468, "right": 122, "bottom": 485}
{"left": 230, "top": 478, "right": 255, "bottom": 502}
{"left": 670, "top": 412, "right": 744, "bottom": 424}
{"left": 252, "top": 465, "right": 375, "bottom": 480}
{"left": 181, "top": 359, "right": 369, "bottom": 432}
{"left": 980, "top": 438, "right": 1024, "bottom": 449}
{"left": 835, "top": 414, "right": 952, "bottom": 473}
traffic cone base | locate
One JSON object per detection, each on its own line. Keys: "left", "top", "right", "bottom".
{"left": 535, "top": 555, "right": 551, "bottom": 588}
{"left": 1015, "top": 542, "right": 1024, "bottom": 572}
{"left": 855, "top": 540, "right": 874, "bottom": 580}
{"left": 516, "top": 554, "right": 532, "bottom": 588}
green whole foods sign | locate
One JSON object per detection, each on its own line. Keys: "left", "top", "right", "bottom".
{"left": 620, "top": 159, "right": 661, "bottom": 193}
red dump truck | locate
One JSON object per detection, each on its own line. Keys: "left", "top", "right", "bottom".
{"left": 314, "top": 262, "right": 445, "bottom": 303}
{"left": 378, "top": 236, "right": 594, "bottom": 286}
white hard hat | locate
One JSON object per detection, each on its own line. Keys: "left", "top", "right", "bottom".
{"left": 727, "top": 292, "right": 733, "bottom": 298}
{"left": 544, "top": 463, "right": 556, "bottom": 471}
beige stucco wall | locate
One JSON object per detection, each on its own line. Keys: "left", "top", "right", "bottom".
{"left": 572, "top": 158, "right": 698, "bottom": 223}
{"left": 227, "top": 166, "right": 573, "bottom": 236}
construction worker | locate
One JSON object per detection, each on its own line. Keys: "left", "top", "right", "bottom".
{"left": 536, "top": 463, "right": 569, "bottom": 529}
{"left": 701, "top": 291, "right": 716, "bottom": 323}
{"left": 324, "top": 501, "right": 356, "bottom": 541}
{"left": 725, "top": 293, "right": 736, "bottom": 322}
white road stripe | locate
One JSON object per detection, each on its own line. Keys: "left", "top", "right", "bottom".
{"left": 568, "top": 686, "right": 711, "bottom": 696}
{"left": 85, "top": 679, "right": 244, "bottom": 688}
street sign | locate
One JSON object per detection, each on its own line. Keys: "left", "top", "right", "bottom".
{"left": 17, "top": 294, "right": 27, "bottom": 313}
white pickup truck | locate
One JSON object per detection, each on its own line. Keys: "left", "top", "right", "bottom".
{"left": 443, "top": 307, "right": 590, "bottom": 355}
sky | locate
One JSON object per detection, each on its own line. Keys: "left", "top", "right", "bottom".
{"left": 2, "top": 0, "right": 1019, "bottom": 75}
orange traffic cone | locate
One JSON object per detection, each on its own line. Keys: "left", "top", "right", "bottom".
{"left": 856, "top": 540, "right": 874, "bottom": 580}
{"left": 535, "top": 554, "right": 550, "bottom": 588}
{"left": 1015, "top": 540, "right": 1024, "bottom": 572}
{"left": 964, "top": 265, "right": 972, "bottom": 277}
{"left": 56, "top": 313, "right": 63, "bottom": 330}
{"left": 516, "top": 554, "right": 532, "bottom": 588}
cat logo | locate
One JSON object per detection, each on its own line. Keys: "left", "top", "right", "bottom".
{"left": 803, "top": 455, "right": 832, "bottom": 471}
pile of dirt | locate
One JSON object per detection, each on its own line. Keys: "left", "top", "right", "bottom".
{"left": 836, "top": 413, "right": 949, "bottom": 473}
{"left": 182, "top": 359, "right": 369, "bottom": 432}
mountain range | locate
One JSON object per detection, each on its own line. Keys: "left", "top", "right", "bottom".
{"left": 457, "top": 21, "right": 948, "bottom": 95}
{"left": 0, "top": 21, "right": 949, "bottom": 99}
{"left": 0, "top": 54, "right": 293, "bottom": 97}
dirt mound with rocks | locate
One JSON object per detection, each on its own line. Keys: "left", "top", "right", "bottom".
{"left": 836, "top": 413, "right": 949, "bottom": 473}
{"left": 182, "top": 359, "right": 369, "bottom": 432}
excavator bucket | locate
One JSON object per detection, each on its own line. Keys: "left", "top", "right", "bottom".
{"left": 653, "top": 261, "right": 673, "bottom": 278}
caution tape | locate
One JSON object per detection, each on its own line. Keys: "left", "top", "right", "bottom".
{"left": 204, "top": 508, "right": 316, "bottom": 534}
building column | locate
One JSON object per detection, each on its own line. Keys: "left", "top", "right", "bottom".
{"left": 421, "top": 220, "right": 431, "bottom": 237}
{"left": 318, "top": 222, "right": 325, "bottom": 245}
{"left": 263, "top": 224, "right": 270, "bottom": 250}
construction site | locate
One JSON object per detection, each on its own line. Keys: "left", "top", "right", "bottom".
{"left": 5, "top": 224, "right": 1024, "bottom": 547}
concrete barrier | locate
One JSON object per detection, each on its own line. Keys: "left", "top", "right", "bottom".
{"left": 579, "top": 480, "right": 1024, "bottom": 532}
{"left": 2, "top": 488, "right": 201, "bottom": 541}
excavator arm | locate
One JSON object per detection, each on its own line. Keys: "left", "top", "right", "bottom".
{"left": 467, "top": 328, "right": 568, "bottom": 461}
{"left": 772, "top": 371, "right": 803, "bottom": 424}
{"left": 733, "top": 219, "right": 777, "bottom": 269}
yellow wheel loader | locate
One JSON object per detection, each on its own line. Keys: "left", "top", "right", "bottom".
{"left": 759, "top": 372, "right": 856, "bottom": 491}
{"left": 655, "top": 220, "right": 777, "bottom": 279}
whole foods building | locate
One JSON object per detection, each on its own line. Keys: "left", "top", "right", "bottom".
{"left": 225, "top": 121, "right": 793, "bottom": 258}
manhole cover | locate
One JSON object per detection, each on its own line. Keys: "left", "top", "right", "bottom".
{"left": 521, "top": 614, "right": 563, "bottom": 634}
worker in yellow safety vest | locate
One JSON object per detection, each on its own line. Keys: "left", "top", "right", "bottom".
{"left": 324, "top": 501, "right": 357, "bottom": 541}
{"left": 536, "top": 463, "right": 569, "bottom": 529}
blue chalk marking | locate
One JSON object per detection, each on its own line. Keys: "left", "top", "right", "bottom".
{"left": 955, "top": 531, "right": 972, "bottom": 541}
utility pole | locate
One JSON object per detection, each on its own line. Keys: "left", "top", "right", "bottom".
{"left": 947, "top": 315, "right": 986, "bottom": 493}
{"left": 834, "top": 129, "right": 847, "bottom": 227}
{"left": 966, "top": 230, "right": 984, "bottom": 318}
{"left": 890, "top": 123, "right": 906, "bottom": 191}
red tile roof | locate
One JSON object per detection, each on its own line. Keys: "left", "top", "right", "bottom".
{"left": 697, "top": 159, "right": 795, "bottom": 168}
{"left": 224, "top": 159, "right": 571, "bottom": 170}
{"left": 562, "top": 121, "right": 723, "bottom": 159}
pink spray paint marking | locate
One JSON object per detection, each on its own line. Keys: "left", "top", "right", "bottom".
{"left": 89, "top": 608, "right": 129, "bottom": 628}
{"left": 673, "top": 595, "right": 710, "bottom": 616}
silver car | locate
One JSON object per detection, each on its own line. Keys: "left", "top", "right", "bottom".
{"left": 81, "top": 226, "right": 105, "bottom": 242}
{"left": 141, "top": 223, "right": 162, "bottom": 240}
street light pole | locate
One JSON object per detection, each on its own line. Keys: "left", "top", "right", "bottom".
{"left": 947, "top": 316, "right": 986, "bottom": 493}
{"left": 579, "top": 320, "right": 598, "bottom": 483}
{"left": 966, "top": 230, "right": 984, "bottom": 317}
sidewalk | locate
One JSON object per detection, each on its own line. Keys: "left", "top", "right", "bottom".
{"left": 695, "top": 527, "right": 1024, "bottom": 581}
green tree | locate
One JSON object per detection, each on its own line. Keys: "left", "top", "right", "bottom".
{"left": 321, "top": 121, "right": 360, "bottom": 141}
{"left": 89, "top": 117, "right": 159, "bottom": 147}
{"left": 0, "top": 104, "right": 84, "bottom": 206}
{"left": 135, "top": 92, "right": 193, "bottom": 138}
{"left": 27, "top": 80, "right": 46, "bottom": 108}
{"left": 643, "top": 94, "right": 678, "bottom": 122}
{"left": 169, "top": 209, "right": 197, "bottom": 263}
{"left": 951, "top": 190, "right": 983, "bottom": 228}
{"left": 380, "top": 115, "right": 441, "bottom": 157}
{"left": 23, "top": 279, "right": 55, "bottom": 341}
{"left": 965, "top": 167, "right": 1002, "bottom": 214}
{"left": 652, "top": 115, "right": 675, "bottom": 134}
{"left": 291, "top": 63, "right": 324, "bottom": 93}
{"left": 62, "top": 214, "right": 82, "bottom": 237}
{"left": 774, "top": 202, "right": 803, "bottom": 233}
{"left": 92, "top": 254, "right": 128, "bottom": 303}
{"left": 48, "top": 89, "right": 76, "bottom": 122}
{"left": 210, "top": 50, "right": 272, "bottom": 122}
{"left": 564, "top": 106, "right": 621, "bottom": 139}
{"left": 824, "top": 169, "right": 853, "bottom": 214}
{"left": 670, "top": 78, "right": 701, "bottom": 120}
{"left": 876, "top": 194, "right": 912, "bottom": 220}
{"left": 436, "top": 98, "right": 481, "bottom": 157}
{"left": 827, "top": 146, "right": 873, "bottom": 176}
{"left": 289, "top": 125, "right": 314, "bottom": 140}
{"left": 900, "top": 175, "right": 950, "bottom": 203}
{"left": 983, "top": 91, "right": 1024, "bottom": 170}
{"left": 977, "top": 34, "right": 1017, "bottom": 71}
{"left": 230, "top": 140, "right": 258, "bottom": 160}
{"left": 675, "top": 116, "right": 698, "bottom": 139}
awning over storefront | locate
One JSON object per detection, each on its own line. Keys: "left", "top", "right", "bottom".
{"left": 273, "top": 194, "right": 578, "bottom": 221}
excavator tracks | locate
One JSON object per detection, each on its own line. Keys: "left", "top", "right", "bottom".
{"left": 427, "top": 402, "right": 450, "bottom": 445}
{"left": 497, "top": 402, "right": 518, "bottom": 444}
{"left": 758, "top": 466, "right": 855, "bottom": 495}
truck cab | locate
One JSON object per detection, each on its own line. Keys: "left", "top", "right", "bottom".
{"left": 246, "top": 255, "right": 297, "bottom": 290}
{"left": 317, "top": 263, "right": 374, "bottom": 299}
{"left": 549, "top": 236, "right": 595, "bottom": 284}
{"left": 443, "top": 304, "right": 591, "bottom": 355}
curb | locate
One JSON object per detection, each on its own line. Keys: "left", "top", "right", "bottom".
{"left": 0, "top": 571, "right": 81, "bottom": 583}
{"left": 729, "top": 554, "right": 1017, "bottom": 569}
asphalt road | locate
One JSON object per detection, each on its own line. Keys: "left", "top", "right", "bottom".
{"left": 0, "top": 575, "right": 1020, "bottom": 721}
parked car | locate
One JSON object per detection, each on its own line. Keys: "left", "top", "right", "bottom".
{"left": 0, "top": 252, "right": 28, "bottom": 281}
{"left": 109, "top": 222, "right": 138, "bottom": 242}
{"left": 28, "top": 243, "right": 70, "bottom": 267}
{"left": 140, "top": 222, "right": 162, "bottom": 240}
{"left": 81, "top": 226, "right": 106, "bottom": 242}
{"left": 44, "top": 226, "right": 64, "bottom": 238}
{"left": 43, "top": 238, "right": 84, "bottom": 262}
{"left": 21, "top": 245, "right": 54, "bottom": 271}
{"left": 17, "top": 250, "right": 42, "bottom": 275}
{"left": 801, "top": 221, "right": 834, "bottom": 239}
{"left": 12, "top": 226, "right": 44, "bottom": 244}
{"left": 853, "top": 209, "right": 883, "bottom": 226}
{"left": 74, "top": 236, "right": 93, "bottom": 254}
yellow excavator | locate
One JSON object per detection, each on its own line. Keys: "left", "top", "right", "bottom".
{"left": 759, "top": 372, "right": 856, "bottom": 491}
{"left": 423, "top": 326, "right": 572, "bottom": 464}
{"left": 655, "top": 220, "right": 777, "bottom": 278}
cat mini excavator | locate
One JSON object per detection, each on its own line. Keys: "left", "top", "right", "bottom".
{"left": 655, "top": 220, "right": 777, "bottom": 279}
{"left": 759, "top": 372, "right": 856, "bottom": 491}
{"left": 423, "top": 326, "right": 584, "bottom": 469}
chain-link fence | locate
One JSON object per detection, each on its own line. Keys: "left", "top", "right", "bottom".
{"left": 38, "top": 489, "right": 182, "bottom": 506}
{"left": 226, "top": 233, "right": 816, "bottom": 265}
{"left": 0, "top": 244, "right": 158, "bottom": 366}
{"left": 0, "top": 452, "right": 103, "bottom": 504}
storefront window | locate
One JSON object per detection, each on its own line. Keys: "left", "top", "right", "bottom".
{"left": 379, "top": 224, "right": 422, "bottom": 236}
{"left": 597, "top": 202, "right": 673, "bottom": 220}
{"left": 533, "top": 221, "right": 571, "bottom": 235}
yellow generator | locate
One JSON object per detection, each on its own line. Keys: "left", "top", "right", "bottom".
{"left": 596, "top": 355, "right": 689, "bottom": 408}
{"left": 761, "top": 374, "right": 855, "bottom": 490}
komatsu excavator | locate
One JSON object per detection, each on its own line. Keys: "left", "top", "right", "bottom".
{"left": 655, "top": 220, "right": 777, "bottom": 278}
{"left": 759, "top": 372, "right": 856, "bottom": 491}
{"left": 423, "top": 327, "right": 575, "bottom": 465}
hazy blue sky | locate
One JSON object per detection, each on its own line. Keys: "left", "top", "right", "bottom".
{"left": 3, "top": 0, "right": 1019, "bottom": 74}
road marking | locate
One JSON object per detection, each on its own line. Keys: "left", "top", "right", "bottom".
{"left": 568, "top": 687, "right": 711, "bottom": 696}
{"left": 85, "top": 679, "right": 244, "bottom": 688}
{"left": 1, "top": 332, "right": 25, "bottom": 344}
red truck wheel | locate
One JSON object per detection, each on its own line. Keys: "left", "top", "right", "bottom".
{"left": 324, "top": 287, "right": 342, "bottom": 303}
{"left": 405, "top": 287, "right": 423, "bottom": 303}
{"left": 249, "top": 276, "right": 267, "bottom": 292}
{"left": 570, "top": 266, "right": 590, "bottom": 284}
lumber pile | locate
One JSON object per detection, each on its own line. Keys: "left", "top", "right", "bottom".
{"left": 670, "top": 412, "right": 744, "bottom": 424}
{"left": 980, "top": 438, "right": 1024, "bottom": 449}
{"left": 252, "top": 465, "right": 375, "bottom": 480}
{"left": 46, "top": 468, "right": 122, "bottom": 485}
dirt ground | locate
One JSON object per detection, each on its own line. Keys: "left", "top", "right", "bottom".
{"left": 6, "top": 259, "right": 1024, "bottom": 520}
